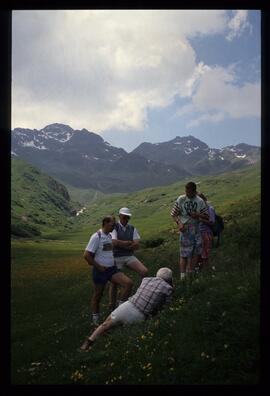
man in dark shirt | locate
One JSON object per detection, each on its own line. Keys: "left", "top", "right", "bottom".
{"left": 109, "top": 207, "right": 148, "bottom": 309}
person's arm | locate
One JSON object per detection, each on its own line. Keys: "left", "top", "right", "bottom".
{"left": 164, "top": 286, "right": 174, "bottom": 304}
{"left": 112, "top": 239, "right": 133, "bottom": 248}
{"left": 130, "top": 227, "right": 140, "bottom": 250}
{"left": 130, "top": 239, "right": 140, "bottom": 250}
{"left": 190, "top": 211, "right": 209, "bottom": 221}
{"left": 200, "top": 212, "right": 213, "bottom": 225}
{"left": 171, "top": 201, "right": 185, "bottom": 231}
{"left": 84, "top": 233, "right": 106, "bottom": 272}
{"left": 111, "top": 228, "right": 133, "bottom": 249}
{"left": 150, "top": 288, "right": 174, "bottom": 317}
{"left": 190, "top": 200, "right": 209, "bottom": 221}
{"left": 83, "top": 250, "right": 106, "bottom": 272}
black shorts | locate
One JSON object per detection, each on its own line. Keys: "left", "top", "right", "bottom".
{"left": 92, "top": 265, "right": 119, "bottom": 285}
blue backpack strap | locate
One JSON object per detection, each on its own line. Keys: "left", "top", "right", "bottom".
{"left": 97, "top": 230, "right": 101, "bottom": 238}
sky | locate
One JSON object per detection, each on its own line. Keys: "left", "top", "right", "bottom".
{"left": 12, "top": 10, "right": 261, "bottom": 152}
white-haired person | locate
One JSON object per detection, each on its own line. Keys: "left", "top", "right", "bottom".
{"left": 108, "top": 207, "right": 148, "bottom": 310}
{"left": 79, "top": 267, "right": 174, "bottom": 352}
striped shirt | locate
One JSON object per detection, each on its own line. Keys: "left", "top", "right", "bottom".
{"left": 171, "top": 194, "right": 208, "bottom": 225}
{"left": 129, "top": 277, "right": 173, "bottom": 317}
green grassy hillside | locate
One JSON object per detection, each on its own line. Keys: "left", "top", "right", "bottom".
{"left": 11, "top": 158, "right": 80, "bottom": 237}
{"left": 11, "top": 163, "right": 260, "bottom": 384}
{"left": 49, "top": 163, "right": 260, "bottom": 243}
{"left": 57, "top": 182, "right": 105, "bottom": 205}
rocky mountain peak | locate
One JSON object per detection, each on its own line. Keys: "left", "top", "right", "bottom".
{"left": 11, "top": 123, "right": 260, "bottom": 192}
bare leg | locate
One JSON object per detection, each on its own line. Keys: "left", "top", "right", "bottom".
{"left": 110, "top": 272, "right": 133, "bottom": 301}
{"left": 89, "top": 315, "right": 116, "bottom": 342}
{"left": 190, "top": 254, "right": 200, "bottom": 272}
{"left": 79, "top": 315, "right": 116, "bottom": 351}
{"left": 180, "top": 257, "right": 187, "bottom": 279}
{"left": 127, "top": 260, "right": 148, "bottom": 278}
{"left": 108, "top": 282, "right": 118, "bottom": 310}
{"left": 196, "top": 255, "right": 202, "bottom": 271}
{"left": 91, "top": 284, "right": 105, "bottom": 314}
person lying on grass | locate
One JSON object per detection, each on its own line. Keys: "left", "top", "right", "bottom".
{"left": 79, "top": 267, "right": 174, "bottom": 352}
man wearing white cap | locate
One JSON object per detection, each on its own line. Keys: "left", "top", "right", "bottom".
{"left": 79, "top": 267, "right": 174, "bottom": 352}
{"left": 109, "top": 207, "right": 149, "bottom": 309}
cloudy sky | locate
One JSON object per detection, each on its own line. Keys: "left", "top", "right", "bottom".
{"left": 12, "top": 10, "right": 261, "bottom": 152}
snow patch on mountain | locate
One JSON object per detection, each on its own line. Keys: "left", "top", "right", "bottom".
{"left": 235, "top": 154, "right": 246, "bottom": 158}
{"left": 22, "top": 140, "right": 47, "bottom": 150}
{"left": 185, "top": 148, "right": 193, "bottom": 155}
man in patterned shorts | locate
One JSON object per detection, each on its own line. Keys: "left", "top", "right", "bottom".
{"left": 171, "top": 181, "right": 208, "bottom": 280}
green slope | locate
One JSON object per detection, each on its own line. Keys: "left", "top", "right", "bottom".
{"left": 11, "top": 158, "right": 79, "bottom": 237}
{"left": 11, "top": 184, "right": 260, "bottom": 384}
{"left": 55, "top": 162, "right": 260, "bottom": 243}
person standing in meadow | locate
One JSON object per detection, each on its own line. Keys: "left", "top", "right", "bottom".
{"left": 84, "top": 215, "right": 133, "bottom": 325}
{"left": 197, "top": 192, "right": 215, "bottom": 271}
{"left": 108, "top": 207, "right": 148, "bottom": 310}
{"left": 79, "top": 267, "right": 173, "bottom": 352}
{"left": 171, "top": 181, "right": 208, "bottom": 280}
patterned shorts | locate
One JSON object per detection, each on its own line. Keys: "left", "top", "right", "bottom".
{"left": 179, "top": 224, "right": 202, "bottom": 258}
{"left": 200, "top": 231, "right": 213, "bottom": 259}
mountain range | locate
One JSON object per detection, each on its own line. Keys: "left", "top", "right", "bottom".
{"left": 12, "top": 123, "right": 260, "bottom": 193}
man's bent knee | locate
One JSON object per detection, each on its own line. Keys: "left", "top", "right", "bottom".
{"left": 125, "top": 278, "right": 133, "bottom": 288}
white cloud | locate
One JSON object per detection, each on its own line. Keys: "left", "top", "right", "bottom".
{"left": 12, "top": 10, "right": 228, "bottom": 132}
{"left": 181, "top": 65, "right": 260, "bottom": 128}
{"left": 226, "top": 10, "right": 252, "bottom": 41}
{"left": 187, "top": 112, "right": 225, "bottom": 128}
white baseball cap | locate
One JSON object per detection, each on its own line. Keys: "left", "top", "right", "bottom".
{"left": 119, "top": 207, "right": 132, "bottom": 217}
{"left": 156, "top": 267, "right": 173, "bottom": 282}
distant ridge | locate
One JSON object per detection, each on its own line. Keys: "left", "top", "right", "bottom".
{"left": 12, "top": 123, "right": 260, "bottom": 193}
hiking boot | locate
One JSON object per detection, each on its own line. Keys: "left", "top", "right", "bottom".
{"left": 79, "top": 337, "right": 94, "bottom": 352}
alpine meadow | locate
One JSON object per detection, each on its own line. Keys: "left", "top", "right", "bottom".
{"left": 11, "top": 161, "right": 260, "bottom": 385}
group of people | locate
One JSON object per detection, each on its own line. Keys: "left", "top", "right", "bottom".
{"left": 79, "top": 181, "right": 216, "bottom": 352}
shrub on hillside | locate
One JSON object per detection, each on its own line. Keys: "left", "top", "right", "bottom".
{"left": 11, "top": 222, "right": 41, "bottom": 237}
{"left": 142, "top": 238, "right": 165, "bottom": 248}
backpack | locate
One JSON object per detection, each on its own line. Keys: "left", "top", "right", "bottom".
{"left": 211, "top": 214, "right": 224, "bottom": 237}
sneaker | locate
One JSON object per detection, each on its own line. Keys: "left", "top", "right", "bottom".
{"left": 79, "top": 337, "right": 93, "bottom": 352}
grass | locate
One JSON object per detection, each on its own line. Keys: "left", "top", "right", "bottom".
{"left": 11, "top": 187, "right": 260, "bottom": 384}
{"left": 11, "top": 158, "right": 79, "bottom": 237}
